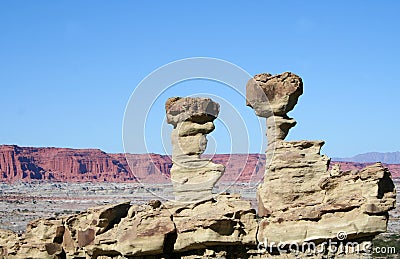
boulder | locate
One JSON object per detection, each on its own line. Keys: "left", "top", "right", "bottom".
{"left": 166, "top": 97, "right": 220, "bottom": 128}
{"left": 86, "top": 203, "right": 176, "bottom": 257}
{"left": 246, "top": 72, "right": 303, "bottom": 146}
{"left": 167, "top": 194, "right": 258, "bottom": 252}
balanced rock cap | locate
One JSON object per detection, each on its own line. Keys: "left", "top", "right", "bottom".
{"left": 246, "top": 72, "right": 303, "bottom": 117}
{"left": 166, "top": 97, "right": 220, "bottom": 128}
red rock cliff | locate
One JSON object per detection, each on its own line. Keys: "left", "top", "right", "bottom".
{"left": 0, "top": 145, "right": 134, "bottom": 182}
{"left": 0, "top": 145, "right": 398, "bottom": 183}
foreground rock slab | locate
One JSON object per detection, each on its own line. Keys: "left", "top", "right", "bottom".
{"left": 167, "top": 194, "right": 257, "bottom": 252}
{"left": 0, "top": 194, "right": 257, "bottom": 258}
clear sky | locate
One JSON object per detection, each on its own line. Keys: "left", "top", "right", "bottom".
{"left": 0, "top": 1, "right": 399, "bottom": 157}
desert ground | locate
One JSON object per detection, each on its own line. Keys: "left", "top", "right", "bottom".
{"left": 1, "top": 180, "right": 398, "bottom": 235}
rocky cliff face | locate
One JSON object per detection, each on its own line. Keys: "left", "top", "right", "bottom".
{"left": 0, "top": 145, "right": 267, "bottom": 184}
{"left": 0, "top": 145, "right": 134, "bottom": 182}
{"left": 1, "top": 145, "right": 397, "bottom": 184}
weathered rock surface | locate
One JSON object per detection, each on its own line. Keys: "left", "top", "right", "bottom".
{"left": 332, "top": 161, "right": 400, "bottom": 178}
{"left": 257, "top": 142, "right": 396, "bottom": 244}
{"left": 246, "top": 72, "right": 303, "bottom": 146}
{"left": 167, "top": 194, "right": 257, "bottom": 252}
{"left": 85, "top": 203, "right": 176, "bottom": 258}
{"left": 0, "top": 229, "right": 18, "bottom": 256}
{"left": 247, "top": 72, "right": 397, "bottom": 257}
{"left": 165, "top": 97, "right": 220, "bottom": 128}
{"left": 0, "top": 195, "right": 257, "bottom": 258}
{"left": 166, "top": 97, "right": 225, "bottom": 202}
{"left": 1, "top": 202, "right": 132, "bottom": 258}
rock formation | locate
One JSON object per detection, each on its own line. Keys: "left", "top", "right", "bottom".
{"left": 0, "top": 145, "right": 136, "bottom": 182}
{"left": 246, "top": 72, "right": 303, "bottom": 148}
{"left": 247, "top": 72, "right": 397, "bottom": 256}
{"left": 0, "top": 195, "right": 258, "bottom": 258}
{"left": 332, "top": 161, "right": 400, "bottom": 178}
{"left": 0, "top": 72, "right": 397, "bottom": 258}
{"left": 166, "top": 97, "right": 225, "bottom": 202}
{"left": 1, "top": 145, "right": 399, "bottom": 183}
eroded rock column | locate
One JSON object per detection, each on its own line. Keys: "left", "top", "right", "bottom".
{"left": 166, "top": 97, "right": 225, "bottom": 202}
{"left": 246, "top": 72, "right": 303, "bottom": 146}
{"left": 247, "top": 72, "right": 396, "bottom": 254}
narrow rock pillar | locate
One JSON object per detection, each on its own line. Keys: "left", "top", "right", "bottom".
{"left": 166, "top": 97, "right": 225, "bottom": 202}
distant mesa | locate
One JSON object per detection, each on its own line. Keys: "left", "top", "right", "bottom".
{"left": 0, "top": 145, "right": 399, "bottom": 184}
{"left": 333, "top": 151, "right": 400, "bottom": 164}
{"left": 0, "top": 144, "right": 266, "bottom": 184}
{"left": 0, "top": 144, "right": 137, "bottom": 183}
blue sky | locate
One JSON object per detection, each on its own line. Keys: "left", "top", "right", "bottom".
{"left": 0, "top": 1, "right": 399, "bottom": 157}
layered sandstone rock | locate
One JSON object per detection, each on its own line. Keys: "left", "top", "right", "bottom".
{"left": 331, "top": 161, "right": 400, "bottom": 178}
{"left": 1, "top": 202, "right": 132, "bottom": 258}
{"left": 0, "top": 195, "right": 257, "bottom": 258}
{"left": 247, "top": 72, "right": 397, "bottom": 256}
{"left": 257, "top": 142, "right": 396, "bottom": 244}
{"left": 85, "top": 202, "right": 176, "bottom": 258}
{"left": 166, "top": 194, "right": 257, "bottom": 252}
{"left": 166, "top": 97, "right": 225, "bottom": 202}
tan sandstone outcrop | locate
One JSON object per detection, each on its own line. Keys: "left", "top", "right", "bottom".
{"left": 257, "top": 142, "right": 396, "bottom": 244}
{"left": 247, "top": 72, "right": 397, "bottom": 256}
{"left": 0, "top": 195, "right": 257, "bottom": 258}
{"left": 166, "top": 194, "right": 257, "bottom": 252}
{"left": 166, "top": 97, "right": 225, "bottom": 202}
